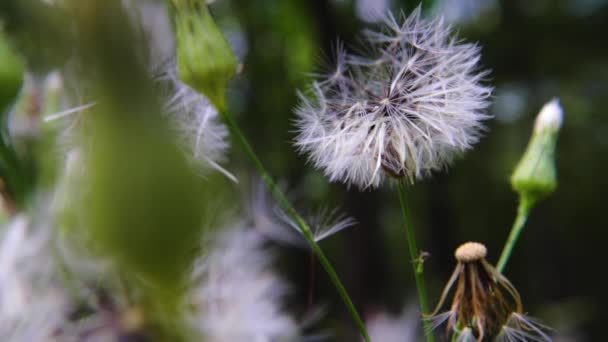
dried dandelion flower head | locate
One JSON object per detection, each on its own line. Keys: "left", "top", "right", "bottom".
{"left": 294, "top": 7, "right": 492, "bottom": 188}
{"left": 428, "top": 242, "right": 552, "bottom": 341}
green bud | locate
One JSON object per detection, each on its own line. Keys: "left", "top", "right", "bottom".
{"left": 511, "top": 98, "right": 563, "bottom": 204}
{"left": 172, "top": 0, "right": 236, "bottom": 112}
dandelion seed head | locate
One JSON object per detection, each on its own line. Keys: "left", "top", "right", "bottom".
{"left": 295, "top": 7, "right": 492, "bottom": 188}
{"left": 454, "top": 241, "right": 487, "bottom": 262}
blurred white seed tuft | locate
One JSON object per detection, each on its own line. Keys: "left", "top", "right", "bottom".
{"left": 158, "top": 63, "right": 234, "bottom": 181}
{"left": 366, "top": 303, "right": 420, "bottom": 342}
{"left": 189, "top": 225, "right": 298, "bottom": 341}
{"left": 0, "top": 216, "right": 69, "bottom": 341}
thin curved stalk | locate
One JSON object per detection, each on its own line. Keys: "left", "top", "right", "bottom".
{"left": 397, "top": 180, "right": 434, "bottom": 342}
{"left": 496, "top": 196, "right": 534, "bottom": 273}
{"left": 220, "top": 111, "right": 370, "bottom": 342}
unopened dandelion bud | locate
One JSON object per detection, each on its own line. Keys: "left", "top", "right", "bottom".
{"left": 511, "top": 98, "right": 563, "bottom": 204}
{"left": 172, "top": 0, "right": 236, "bottom": 111}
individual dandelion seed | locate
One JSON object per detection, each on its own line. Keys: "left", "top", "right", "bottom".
{"left": 277, "top": 206, "right": 357, "bottom": 244}
{"left": 294, "top": 7, "right": 492, "bottom": 188}
{"left": 249, "top": 181, "right": 356, "bottom": 247}
{"left": 427, "top": 242, "right": 552, "bottom": 342}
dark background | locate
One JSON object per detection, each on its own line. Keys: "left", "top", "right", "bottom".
{"left": 219, "top": 0, "right": 608, "bottom": 340}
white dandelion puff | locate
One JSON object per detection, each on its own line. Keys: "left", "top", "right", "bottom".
{"left": 189, "top": 225, "right": 298, "bottom": 341}
{"left": 294, "top": 7, "right": 492, "bottom": 188}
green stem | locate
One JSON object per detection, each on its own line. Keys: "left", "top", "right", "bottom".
{"left": 220, "top": 111, "right": 370, "bottom": 342}
{"left": 496, "top": 196, "right": 534, "bottom": 273}
{"left": 397, "top": 180, "right": 434, "bottom": 342}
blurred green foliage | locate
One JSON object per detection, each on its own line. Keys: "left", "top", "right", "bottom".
{"left": 0, "top": 29, "right": 22, "bottom": 111}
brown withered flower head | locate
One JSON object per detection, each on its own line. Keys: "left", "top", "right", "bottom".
{"left": 427, "top": 242, "right": 552, "bottom": 342}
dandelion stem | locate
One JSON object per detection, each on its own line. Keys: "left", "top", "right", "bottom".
{"left": 307, "top": 251, "right": 315, "bottom": 310}
{"left": 220, "top": 110, "right": 370, "bottom": 342}
{"left": 397, "top": 180, "right": 434, "bottom": 342}
{"left": 496, "top": 196, "right": 534, "bottom": 273}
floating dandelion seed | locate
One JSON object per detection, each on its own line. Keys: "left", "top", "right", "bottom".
{"left": 294, "top": 7, "right": 492, "bottom": 188}
{"left": 277, "top": 206, "right": 357, "bottom": 244}
{"left": 250, "top": 181, "right": 356, "bottom": 246}
{"left": 428, "top": 242, "right": 552, "bottom": 342}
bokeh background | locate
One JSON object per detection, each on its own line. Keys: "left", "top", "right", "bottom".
{"left": 1, "top": 0, "right": 607, "bottom": 341}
